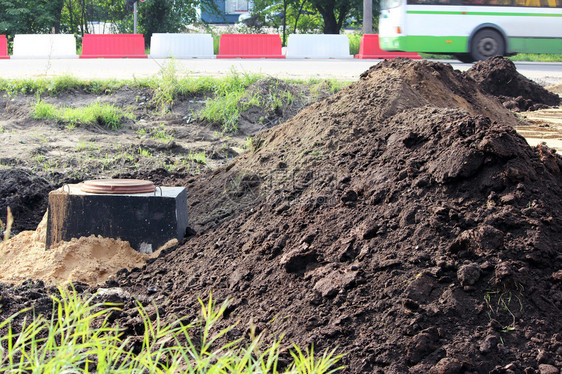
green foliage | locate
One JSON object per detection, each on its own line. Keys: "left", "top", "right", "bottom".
{"left": 151, "top": 60, "right": 179, "bottom": 113}
{"left": 188, "top": 151, "right": 207, "bottom": 164}
{"left": 306, "top": 0, "right": 363, "bottom": 34}
{"left": 197, "top": 70, "right": 264, "bottom": 133}
{"left": 347, "top": 33, "right": 362, "bottom": 55}
{"left": 0, "top": 0, "right": 62, "bottom": 36}
{"left": 509, "top": 53, "right": 562, "bottom": 62}
{"left": 0, "top": 0, "right": 214, "bottom": 43}
{"left": 32, "top": 101, "right": 134, "bottom": 130}
{"left": 0, "top": 287, "right": 345, "bottom": 373}
{"left": 116, "top": 0, "right": 217, "bottom": 43}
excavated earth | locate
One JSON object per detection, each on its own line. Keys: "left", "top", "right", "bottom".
{"left": 2, "top": 58, "right": 562, "bottom": 374}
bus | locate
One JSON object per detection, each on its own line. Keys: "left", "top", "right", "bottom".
{"left": 379, "top": 0, "right": 562, "bottom": 62}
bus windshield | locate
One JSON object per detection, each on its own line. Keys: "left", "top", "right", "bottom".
{"left": 381, "top": 0, "right": 403, "bottom": 9}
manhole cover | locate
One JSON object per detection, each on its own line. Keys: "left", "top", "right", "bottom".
{"left": 80, "top": 179, "right": 156, "bottom": 194}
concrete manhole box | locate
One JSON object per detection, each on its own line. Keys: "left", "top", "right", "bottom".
{"left": 46, "top": 180, "right": 188, "bottom": 253}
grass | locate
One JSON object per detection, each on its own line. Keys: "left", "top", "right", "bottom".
{"left": 0, "top": 75, "right": 124, "bottom": 96}
{"left": 347, "top": 34, "right": 362, "bottom": 56}
{"left": 137, "top": 124, "right": 175, "bottom": 143}
{"left": 151, "top": 60, "right": 180, "bottom": 113}
{"left": 509, "top": 53, "right": 562, "bottom": 62}
{"left": 32, "top": 101, "right": 134, "bottom": 130}
{"left": 0, "top": 287, "right": 345, "bottom": 373}
{"left": 197, "top": 70, "right": 264, "bottom": 133}
{"left": 188, "top": 151, "right": 207, "bottom": 165}
{"left": 4, "top": 66, "right": 349, "bottom": 134}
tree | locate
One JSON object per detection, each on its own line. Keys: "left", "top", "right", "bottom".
{"left": 249, "top": 0, "right": 366, "bottom": 36}
{"left": 0, "top": 0, "right": 62, "bottom": 37}
{"left": 308, "top": 0, "right": 362, "bottom": 34}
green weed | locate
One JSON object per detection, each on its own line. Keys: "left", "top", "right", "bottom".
{"left": 152, "top": 60, "right": 179, "bottom": 113}
{"left": 75, "top": 140, "right": 95, "bottom": 152}
{"left": 32, "top": 101, "right": 134, "bottom": 130}
{"left": 147, "top": 124, "right": 174, "bottom": 142}
{"left": 198, "top": 70, "right": 264, "bottom": 133}
{"left": 188, "top": 151, "right": 207, "bottom": 165}
{"left": 0, "top": 287, "right": 344, "bottom": 373}
{"left": 347, "top": 33, "right": 362, "bottom": 56}
{"left": 137, "top": 147, "right": 152, "bottom": 157}
{"left": 484, "top": 288, "right": 524, "bottom": 332}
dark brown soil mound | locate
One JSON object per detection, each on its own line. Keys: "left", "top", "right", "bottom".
{"left": 2, "top": 59, "right": 562, "bottom": 374}
{"left": 466, "top": 56, "right": 561, "bottom": 112}
{"left": 0, "top": 169, "right": 52, "bottom": 233}
{"left": 109, "top": 59, "right": 562, "bottom": 373}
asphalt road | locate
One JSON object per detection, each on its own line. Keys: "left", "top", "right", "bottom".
{"left": 0, "top": 58, "right": 561, "bottom": 84}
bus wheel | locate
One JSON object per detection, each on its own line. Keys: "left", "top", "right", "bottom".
{"left": 470, "top": 29, "right": 505, "bottom": 61}
{"left": 454, "top": 53, "right": 475, "bottom": 63}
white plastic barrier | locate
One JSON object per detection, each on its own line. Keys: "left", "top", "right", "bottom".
{"left": 149, "top": 33, "right": 215, "bottom": 59}
{"left": 285, "top": 34, "right": 353, "bottom": 59}
{"left": 12, "top": 34, "right": 77, "bottom": 59}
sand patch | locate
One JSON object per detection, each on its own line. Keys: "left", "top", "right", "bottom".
{"left": 547, "top": 83, "right": 562, "bottom": 95}
{"left": 0, "top": 214, "right": 176, "bottom": 286}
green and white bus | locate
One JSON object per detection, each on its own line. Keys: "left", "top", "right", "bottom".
{"left": 379, "top": 0, "right": 562, "bottom": 62}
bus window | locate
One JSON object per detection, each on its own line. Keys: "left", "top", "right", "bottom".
{"left": 383, "top": 0, "right": 403, "bottom": 9}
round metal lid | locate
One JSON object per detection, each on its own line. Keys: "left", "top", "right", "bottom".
{"left": 80, "top": 179, "right": 156, "bottom": 194}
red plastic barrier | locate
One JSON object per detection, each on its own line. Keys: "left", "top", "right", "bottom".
{"left": 355, "top": 34, "right": 421, "bottom": 59}
{"left": 80, "top": 34, "right": 147, "bottom": 59}
{"left": 0, "top": 35, "right": 9, "bottom": 59}
{"left": 217, "top": 34, "right": 285, "bottom": 59}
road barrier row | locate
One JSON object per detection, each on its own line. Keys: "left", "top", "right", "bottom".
{"left": 0, "top": 34, "right": 421, "bottom": 60}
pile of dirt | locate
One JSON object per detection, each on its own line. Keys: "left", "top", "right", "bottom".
{"left": 95, "top": 59, "right": 561, "bottom": 373}
{"left": 466, "top": 56, "right": 561, "bottom": 112}
{"left": 0, "top": 169, "right": 53, "bottom": 234}
{"left": 0, "top": 214, "right": 172, "bottom": 286}
{"left": 2, "top": 59, "right": 562, "bottom": 374}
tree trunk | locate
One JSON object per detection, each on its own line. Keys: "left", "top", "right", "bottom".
{"left": 53, "top": 0, "right": 64, "bottom": 33}
{"left": 282, "top": 0, "right": 287, "bottom": 45}
{"left": 315, "top": 2, "right": 339, "bottom": 34}
{"left": 292, "top": 0, "right": 307, "bottom": 34}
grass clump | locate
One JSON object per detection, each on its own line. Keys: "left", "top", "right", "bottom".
{"left": 0, "top": 287, "right": 344, "bottom": 373}
{"left": 188, "top": 151, "right": 207, "bottom": 165}
{"left": 197, "top": 70, "right": 264, "bottom": 133}
{"left": 347, "top": 33, "right": 362, "bottom": 56}
{"left": 32, "top": 101, "right": 134, "bottom": 130}
{"left": 151, "top": 60, "right": 180, "bottom": 113}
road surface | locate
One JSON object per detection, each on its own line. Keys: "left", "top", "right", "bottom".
{"left": 0, "top": 58, "right": 561, "bottom": 85}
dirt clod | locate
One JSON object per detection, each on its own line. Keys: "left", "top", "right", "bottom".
{"left": 466, "top": 56, "right": 561, "bottom": 111}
